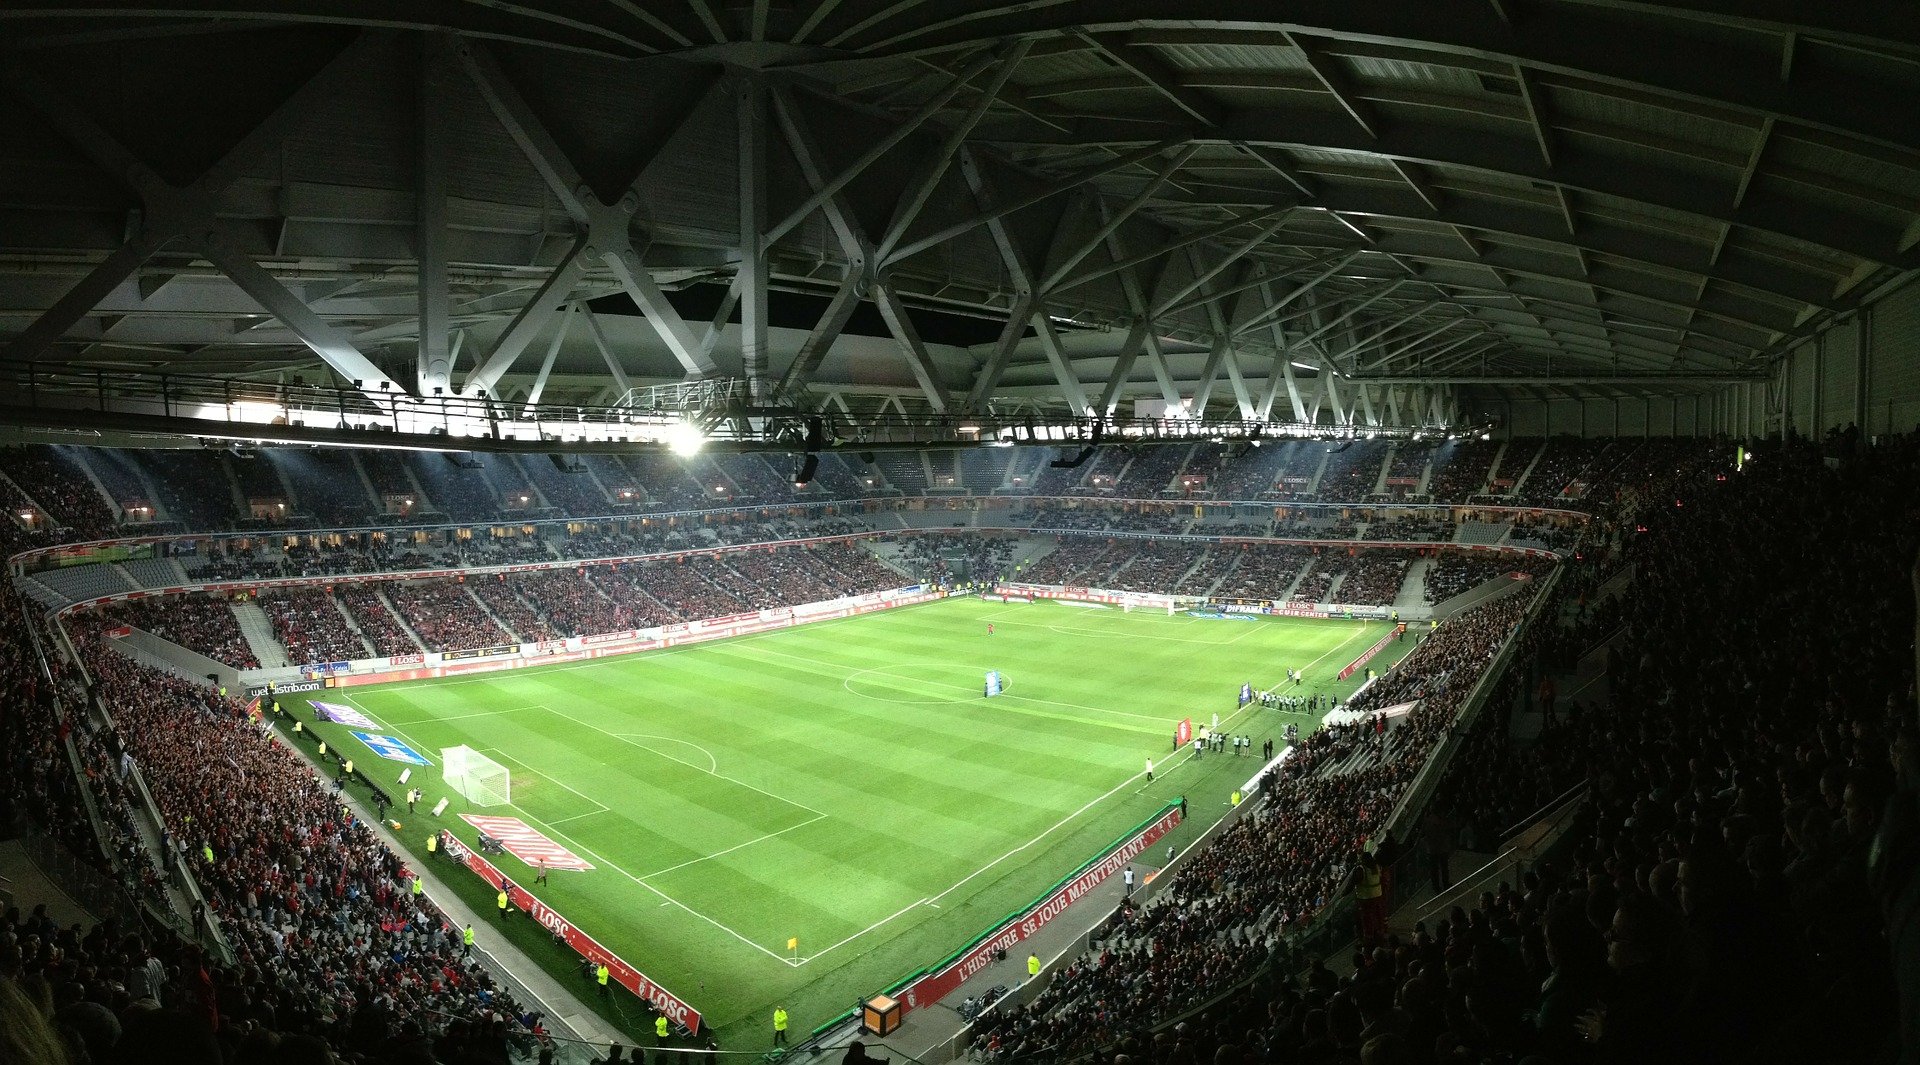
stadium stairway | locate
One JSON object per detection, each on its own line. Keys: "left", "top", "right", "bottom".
{"left": 231, "top": 600, "right": 291, "bottom": 668}
{"left": 1505, "top": 439, "right": 1549, "bottom": 497}
{"left": 1394, "top": 558, "right": 1435, "bottom": 612}
{"left": 463, "top": 584, "right": 524, "bottom": 641}
{"left": 1319, "top": 570, "right": 1346, "bottom": 606}
{"left": 325, "top": 595, "right": 379, "bottom": 657}
{"left": 0, "top": 837, "right": 97, "bottom": 928}
{"left": 375, "top": 588, "right": 431, "bottom": 652}
{"left": 1304, "top": 447, "right": 1334, "bottom": 494}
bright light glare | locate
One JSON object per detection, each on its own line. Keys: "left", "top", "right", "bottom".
{"left": 666, "top": 422, "right": 705, "bottom": 456}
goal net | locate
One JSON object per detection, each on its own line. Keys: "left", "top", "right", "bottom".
{"left": 443, "top": 745, "right": 511, "bottom": 806}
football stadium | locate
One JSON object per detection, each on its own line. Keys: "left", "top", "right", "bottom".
{"left": 0, "top": 7, "right": 1918, "bottom": 1065}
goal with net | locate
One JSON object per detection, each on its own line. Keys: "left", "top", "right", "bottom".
{"left": 443, "top": 745, "right": 511, "bottom": 806}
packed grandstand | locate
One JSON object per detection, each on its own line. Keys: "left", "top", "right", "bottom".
{"left": 1, "top": 431, "right": 1908, "bottom": 1065}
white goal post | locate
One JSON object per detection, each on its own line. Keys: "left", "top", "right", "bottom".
{"left": 443, "top": 745, "right": 511, "bottom": 806}
{"left": 1120, "top": 593, "right": 1197, "bottom": 615}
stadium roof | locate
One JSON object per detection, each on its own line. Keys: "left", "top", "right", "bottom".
{"left": 0, "top": 2, "right": 1915, "bottom": 433}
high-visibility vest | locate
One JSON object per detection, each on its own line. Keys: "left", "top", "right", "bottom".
{"left": 656, "top": 1016, "right": 669, "bottom": 1038}
{"left": 343, "top": 760, "right": 353, "bottom": 775}
{"left": 412, "top": 877, "right": 423, "bottom": 896}
{"left": 426, "top": 834, "right": 438, "bottom": 853}
{"left": 202, "top": 844, "right": 215, "bottom": 863}
{"left": 597, "top": 964, "right": 610, "bottom": 986}
{"left": 1356, "top": 866, "right": 1383, "bottom": 901}
{"left": 318, "top": 742, "right": 327, "bottom": 757}
{"left": 774, "top": 1008, "right": 788, "bottom": 1032}
{"left": 496, "top": 890, "right": 508, "bottom": 911}
{"left": 1028, "top": 954, "right": 1040, "bottom": 976}
{"left": 463, "top": 926, "right": 474, "bottom": 946}
{"left": 293, "top": 721, "right": 303, "bottom": 734}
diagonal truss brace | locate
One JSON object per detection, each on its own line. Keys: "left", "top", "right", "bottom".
{"left": 456, "top": 40, "right": 717, "bottom": 396}
{"left": 3, "top": 32, "right": 406, "bottom": 398}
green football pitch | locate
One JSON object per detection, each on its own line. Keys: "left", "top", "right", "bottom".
{"left": 283, "top": 596, "right": 1407, "bottom": 1044}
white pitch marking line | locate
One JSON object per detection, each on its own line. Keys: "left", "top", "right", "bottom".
{"left": 793, "top": 621, "right": 1378, "bottom": 966}
{"left": 610, "top": 733, "right": 720, "bottom": 775}
{"left": 354, "top": 599, "right": 953, "bottom": 692}
{"left": 635, "top": 814, "right": 826, "bottom": 882}
{"left": 537, "top": 704, "right": 828, "bottom": 820}
{"left": 718, "top": 643, "right": 1170, "bottom": 725}
{"left": 476, "top": 743, "right": 611, "bottom": 817}
{"left": 384, "top": 704, "right": 545, "bottom": 725}
{"left": 334, "top": 696, "right": 797, "bottom": 967}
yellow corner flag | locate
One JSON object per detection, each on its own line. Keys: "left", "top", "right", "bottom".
{"left": 787, "top": 937, "right": 798, "bottom": 950}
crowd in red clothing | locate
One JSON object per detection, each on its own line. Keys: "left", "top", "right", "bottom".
{"left": 100, "top": 596, "right": 261, "bottom": 670}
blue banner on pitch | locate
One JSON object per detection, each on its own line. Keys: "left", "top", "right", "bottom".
{"left": 351, "top": 731, "right": 431, "bottom": 766}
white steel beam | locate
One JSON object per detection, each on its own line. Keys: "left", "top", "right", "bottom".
{"left": 883, "top": 138, "right": 1187, "bottom": 266}
{"left": 1036, "top": 145, "right": 1200, "bottom": 293}
{"left": 1150, "top": 216, "right": 1290, "bottom": 317}
{"left": 458, "top": 40, "right": 717, "bottom": 392}
{"left": 872, "top": 282, "right": 952, "bottom": 412}
{"left": 416, "top": 34, "right": 455, "bottom": 394}
{"left": 737, "top": 74, "right": 771, "bottom": 403}
{"left": 521, "top": 304, "right": 575, "bottom": 414}
{"left": 874, "top": 40, "right": 1030, "bottom": 265}
{"left": 765, "top": 50, "right": 1005, "bottom": 246}
{"left": 580, "top": 306, "right": 632, "bottom": 396}
{"left": 1228, "top": 250, "right": 1361, "bottom": 336}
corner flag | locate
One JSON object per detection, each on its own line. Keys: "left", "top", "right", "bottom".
{"left": 787, "top": 937, "right": 798, "bottom": 950}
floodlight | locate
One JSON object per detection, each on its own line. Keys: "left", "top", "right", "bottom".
{"left": 667, "top": 421, "right": 705, "bottom": 456}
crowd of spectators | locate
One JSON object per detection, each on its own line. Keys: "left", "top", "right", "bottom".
{"left": 1384, "top": 442, "right": 1436, "bottom": 494}
{"left": 401, "top": 454, "right": 501, "bottom": 522}
{"left": 1363, "top": 517, "right": 1455, "bottom": 543}
{"left": 1204, "top": 545, "right": 1314, "bottom": 600}
{"left": 1020, "top": 539, "right": 1140, "bottom": 587}
{"left": 257, "top": 588, "right": 369, "bottom": 665}
{"left": 714, "top": 548, "right": 842, "bottom": 608}
{"left": 75, "top": 449, "right": 160, "bottom": 525}
{"left": 127, "top": 450, "right": 237, "bottom": 531}
{"left": 1425, "top": 555, "right": 1526, "bottom": 605}
{"left": 465, "top": 575, "right": 560, "bottom": 642}
{"left": 329, "top": 587, "right": 419, "bottom": 657}
{"left": 99, "top": 596, "right": 260, "bottom": 669}
{"left": 1334, "top": 554, "right": 1411, "bottom": 606}
{"left": 3, "top": 446, "right": 119, "bottom": 538}
{"left": 971, "top": 434, "right": 1916, "bottom": 1065}
{"left": 968, "top": 594, "right": 1533, "bottom": 1062}
{"left": 1290, "top": 559, "right": 1339, "bottom": 603}
{"left": 513, "top": 454, "right": 609, "bottom": 517}
{"left": 1425, "top": 438, "right": 1502, "bottom": 500}
{"left": 281, "top": 541, "right": 451, "bottom": 578}
{"left": 1110, "top": 542, "right": 1212, "bottom": 595}
{"left": 182, "top": 543, "right": 281, "bottom": 582}
{"left": 385, "top": 582, "right": 509, "bottom": 652}
{"left": 2, "top": 508, "right": 550, "bottom": 1065}
{"left": 267, "top": 452, "right": 374, "bottom": 528}
{"left": 504, "top": 569, "right": 624, "bottom": 638}
{"left": 1514, "top": 438, "right": 1621, "bottom": 505}
{"left": 895, "top": 534, "right": 1016, "bottom": 585}
{"left": 1315, "top": 442, "right": 1393, "bottom": 504}
{"left": 584, "top": 564, "right": 687, "bottom": 628}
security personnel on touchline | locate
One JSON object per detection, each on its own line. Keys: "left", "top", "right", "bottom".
{"left": 774, "top": 1005, "right": 789, "bottom": 1046}
{"left": 596, "top": 962, "right": 610, "bottom": 997}
{"left": 426, "top": 832, "right": 438, "bottom": 856}
{"left": 656, "top": 1015, "right": 670, "bottom": 1041}
{"left": 496, "top": 887, "right": 509, "bottom": 919}
{"left": 462, "top": 925, "right": 474, "bottom": 957}
{"left": 1028, "top": 953, "right": 1041, "bottom": 981}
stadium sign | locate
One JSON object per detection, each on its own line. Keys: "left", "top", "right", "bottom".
{"left": 246, "top": 679, "right": 323, "bottom": 696}
{"left": 896, "top": 804, "right": 1183, "bottom": 1019}
{"left": 440, "top": 832, "right": 701, "bottom": 1033}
